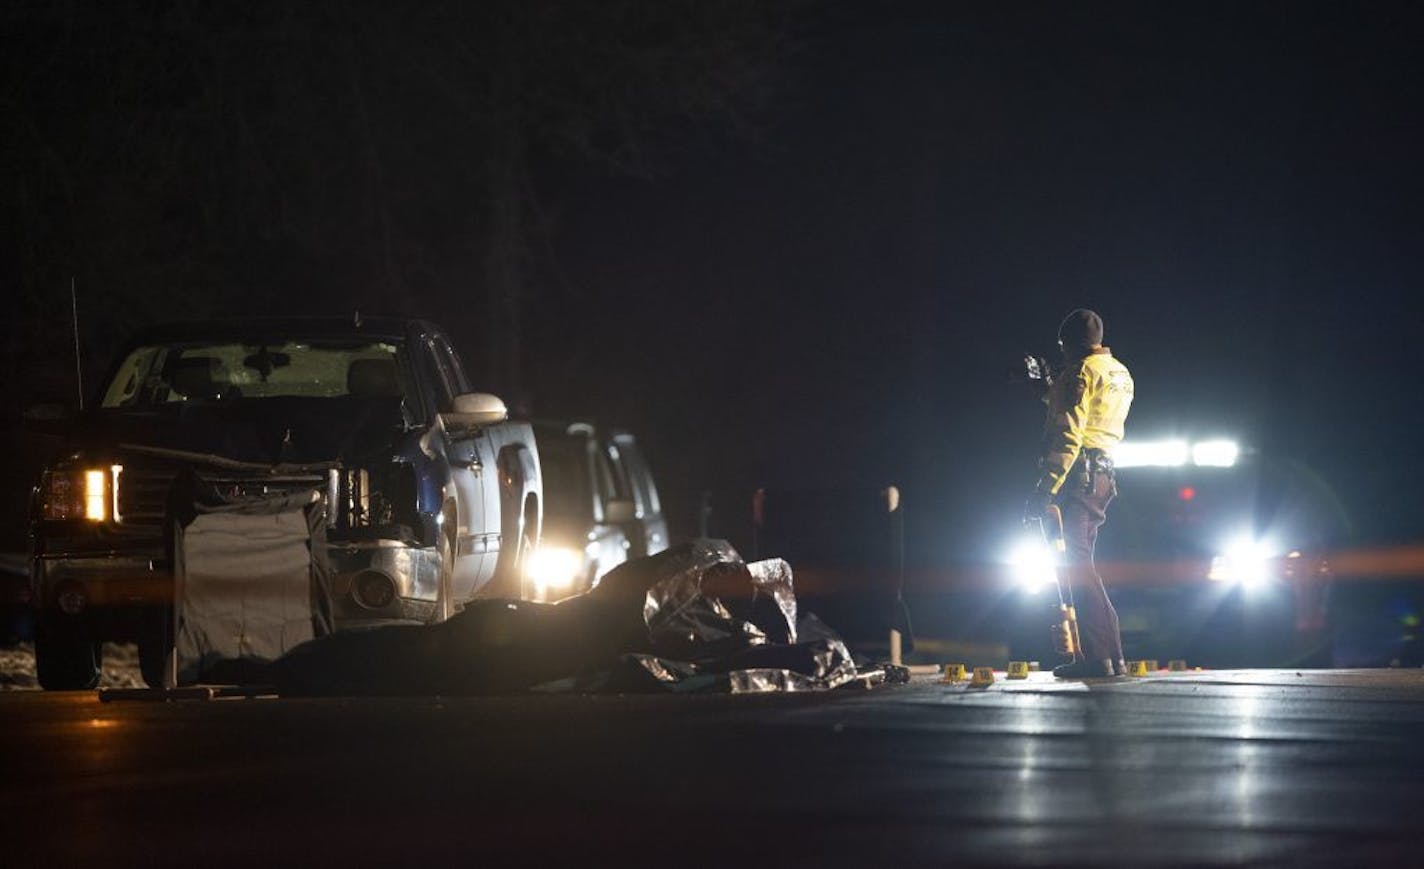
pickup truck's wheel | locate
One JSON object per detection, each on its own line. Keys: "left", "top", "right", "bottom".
{"left": 514, "top": 528, "right": 535, "bottom": 599}
{"left": 35, "top": 616, "right": 101, "bottom": 691}
{"left": 138, "top": 614, "right": 172, "bottom": 688}
{"left": 138, "top": 644, "right": 166, "bottom": 689}
{"left": 502, "top": 510, "right": 536, "bottom": 600}
{"left": 434, "top": 505, "right": 456, "bottom": 623}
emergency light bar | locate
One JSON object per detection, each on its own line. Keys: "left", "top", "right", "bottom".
{"left": 1112, "top": 439, "right": 1240, "bottom": 469}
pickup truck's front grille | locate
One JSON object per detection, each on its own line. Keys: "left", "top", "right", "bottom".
{"left": 116, "top": 468, "right": 175, "bottom": 527}
{"left": 117, "top": 467, "right": 326, "bottom": 528}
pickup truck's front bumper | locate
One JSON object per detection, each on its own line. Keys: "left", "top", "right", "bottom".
{"left": 32, "top": 550, "right": 169, "bottom": 641}
{"left": 32, "top": 537, "right": 444, "bottom": 640}
{"left": 327, "top": 538, "right": 442, "bottom": 625}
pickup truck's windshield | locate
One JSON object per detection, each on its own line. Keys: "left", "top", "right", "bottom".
{"left": 101, "top": 340, "right": 405, "bottom": 407}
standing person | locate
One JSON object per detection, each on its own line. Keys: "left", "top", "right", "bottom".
{"left": 1023, "top": 309, "right": 1135, "bottom": 678}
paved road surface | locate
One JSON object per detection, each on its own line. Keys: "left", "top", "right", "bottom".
{"left": 3, "top": 670, "right": 1423, "bottom": 867}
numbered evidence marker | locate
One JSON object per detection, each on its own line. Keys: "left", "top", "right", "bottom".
{"left": 941, "top": 663, "right": 968, "bottom": 683}
{"left": 1168, "top": 659, "right": 1188, "bottom": 672}
{"left": 1127, "top": 660, "right": 1150, "bottom": 677}
{"left": 970, "top": 666, "right": 996, "bottom": 687}
{"left": 1007, "top": 661, "right": 1030, "bottom": 679}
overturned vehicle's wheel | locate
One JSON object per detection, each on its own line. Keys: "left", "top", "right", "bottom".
{"left": 35, "top": 617, "right": 101, "bottom": 691}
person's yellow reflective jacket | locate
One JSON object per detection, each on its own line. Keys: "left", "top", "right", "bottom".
{"left": 1037, "top": 347, "right": 1134, "bottom": 495}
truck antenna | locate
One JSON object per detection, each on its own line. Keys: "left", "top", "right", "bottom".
{"left": 71, "top": 276, "right": 84, "bottom": 409}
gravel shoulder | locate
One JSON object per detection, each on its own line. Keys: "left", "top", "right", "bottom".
{"left": 0, "top": 642, "right": 145, "bottom": 690}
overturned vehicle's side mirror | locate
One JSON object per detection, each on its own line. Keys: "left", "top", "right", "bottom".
{"left": 440, "top": 392, "right": 508, "bottom": 433}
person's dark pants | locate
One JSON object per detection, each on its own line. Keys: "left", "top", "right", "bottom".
{"left": 1058, "top": 467, "right": 1121, "bottom": 663}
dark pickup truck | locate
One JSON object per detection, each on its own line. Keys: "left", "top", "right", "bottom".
{"left": 27, "top": 316, "right": 542, "bottom": 689}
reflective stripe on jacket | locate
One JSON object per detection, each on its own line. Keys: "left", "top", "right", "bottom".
{"left": 1037, "top": 347, "right": 1134, "bottom": 495}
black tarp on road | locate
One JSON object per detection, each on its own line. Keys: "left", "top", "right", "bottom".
{"left": 271, "top": 540, "right": 886, "bottom": 696}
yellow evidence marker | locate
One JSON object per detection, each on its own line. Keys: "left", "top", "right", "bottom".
{"left": 1168, "top": 659, "right": 1188, "bottom": 672}
{"left": 1127, "top": 660, "right": 1150, "bottom": 677}
{"left": 970, "top": 667, "right": 996, "bottom": 687}
{"left": 1007, "top": 661, "right": 1030, "bottom": 679}
{"left": 941, "top": 663, "right": 967, "bottom": 683}
{"left": 1145, "top": 659, "right": 1159, "bottom": 672}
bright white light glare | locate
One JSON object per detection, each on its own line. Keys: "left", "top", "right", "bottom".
{"left": 1113, "top": 440, "right": 1189, "bottom": 468}
{"left": 1208, "top": 538, "right": 1273, "bottom": 587}
{"left": 84, "top": 470, "right": 107, "bottom": 522}
{"left": 1191, "top": 440, "right": 1240, "bottom": 468}
{"left": 526, "top": 546, "right": 583, "bottom": 597}
{"left": 1112, "top": 439, "right": 1240, "bottom": 469}
{"left": 1007, "top": 538, "right": 1057, "bottom": 594}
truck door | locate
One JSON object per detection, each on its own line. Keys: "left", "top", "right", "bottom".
{"left": 424, "top": 335, "right": 490, "bottom": 599}
{"left": 439, "top": 336, "right": 502, "bottom": 598}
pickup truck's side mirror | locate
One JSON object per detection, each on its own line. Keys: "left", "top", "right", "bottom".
{"left": 440, "top": 392, "right": 508, "bottom": 434}
{"left": 603, "top": 498, "right": 637, "bottom": 525}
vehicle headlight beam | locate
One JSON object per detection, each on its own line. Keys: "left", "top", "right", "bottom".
{"left": 525, "top": 546, "right": 584, "bottom": 598}
{"left": 1209, "top": 537, "right": 1274, "bottom": 588}
{"left": 1007, "top": 538, "right": 1057, "bottom": 594}
{"left": 1113, "top": 438, "right": 1240, "bottom": 469}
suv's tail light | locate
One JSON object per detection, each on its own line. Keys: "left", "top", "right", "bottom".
{"left": 42, "top": 465, "right": 122, "bottom": 522}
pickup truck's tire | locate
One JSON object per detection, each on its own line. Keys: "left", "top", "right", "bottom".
{"left": 513, "top": 528, "right": 535, "bottom": 600}
{"left": 138, "top": 634, "right": 170, "bottom": 689}
{"left": 434, "top": 505, "right": 456, "bottom": 623}
{"left": 35, "top": 617, "right": 101, "bottom": 691}
{"left": 492, "top": 498, "right": 536, "bottom": 599}
{"left": 138, "top": 642, "right": 167, "bottom": 689}
{"left": 136, "top": 606, "right": 173, "bottom": 688}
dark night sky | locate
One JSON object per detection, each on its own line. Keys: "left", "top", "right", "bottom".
{"left": 5, "top": 1, "right": 1423, "bottom": 561}
{"left": 532, "top": 1, "right": 1424, "bottom": 559}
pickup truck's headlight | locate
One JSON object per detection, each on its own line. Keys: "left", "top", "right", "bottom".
{"left": 42, "top": 465, "right": 122, "bottom": 522}
{"left": 526, "top": 546, "right": 584, "bottom": 598}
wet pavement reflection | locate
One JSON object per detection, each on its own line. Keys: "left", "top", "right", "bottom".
{"left": 2, "top": 669, "right": 1423, "bottom": 866}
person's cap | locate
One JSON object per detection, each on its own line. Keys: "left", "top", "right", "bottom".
{"left": 1057, "top": 308, "right": 1104, "bottom": 349}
